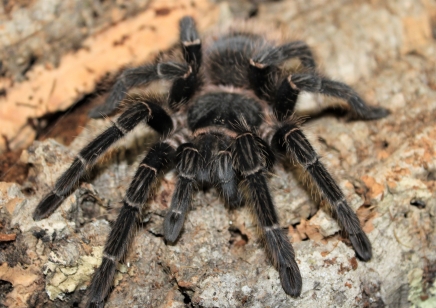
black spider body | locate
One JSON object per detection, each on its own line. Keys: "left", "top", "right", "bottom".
{"left": 207, "top": 34, "right": 261, "bottom": 87}
{"left": 188, "top": 92, "right": 263, "bottom": 131}
{"left": 33, "top": 17, "right": 389, "bottom": 307}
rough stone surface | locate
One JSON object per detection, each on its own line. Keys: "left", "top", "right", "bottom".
{"left": 0, "top": 0, "right": 436, "bottom": 307}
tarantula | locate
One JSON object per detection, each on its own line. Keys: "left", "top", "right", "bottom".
{"left": 33, "top": 16, "right": 389, "bottom": 307}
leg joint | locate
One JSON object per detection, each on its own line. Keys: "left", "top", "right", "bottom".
{"left": 249, "top": 58, "right": 267, "bottom": 69}
{"left": 124, "top": 197, "right": 141, "bottom": 209}
{"left": 139, "top": 163, "right": 157, "bottom": 175}
{"left": 240, "top": 165, "right": 263, "bottom": 177}
{"left": 103, "top": 253, "right": 116, "bottom": 262}
{"left": 76, "top": 154, "right": 87, "bottom": 166}
{"left": 303, "top": 156, "right": 319, "bottom": 169}
{"left": 113, "top": 121, "right": 128, "bottom": 136}
{"left": 182, "top": 38, "right": 201, "bottom": 46}
{"left": 264, "top": 224, "right": 281, "bottom": 232}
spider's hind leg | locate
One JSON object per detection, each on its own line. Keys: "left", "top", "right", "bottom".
{"left": 271, "top": 120, "right": 372, "bottom": 261}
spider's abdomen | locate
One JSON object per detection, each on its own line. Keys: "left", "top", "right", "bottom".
{"left": 187, "top": 92, "right": 262, "bottom": 131}
{"left": 206, "top": 34, "right": 264, "bottom": 88}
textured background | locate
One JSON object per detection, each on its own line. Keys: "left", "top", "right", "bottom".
{"left": 1, "top": 0, "right": 436, "bottom": 307}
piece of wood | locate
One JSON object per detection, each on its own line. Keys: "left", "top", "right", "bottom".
{"left": 0, "top": 233, "right": 16, "bottom": 242}
{"left": 0, "top": 0, "right": 219, "bottom": 153}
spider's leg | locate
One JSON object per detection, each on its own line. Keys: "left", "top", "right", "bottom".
{"left": 92, "top": 16, "right": 202, "bottom": 117}
{"left": 163, "top": 142, "right": 203, "bottom": 242}
{"left": 86, "top": 141, "right": 176, "bottom": 308}
{"left": 272, "top": 121, "right": 372, "bottom": 261}
{"left": 251, "top": 41, "right": 316, "bottom": 70}
{"left": 272, "top": 76, "right": 301, "bottom": 121}
{"left": 285, "top": 73, "right": 389, "bottom": 120}
{"left": 165, "top": 17, "right": 203, "bottom": 111}
{"left": 212, "top": 146, "right": 242, "bottom": 208}
{"left": 33, "top": 94, "right": 173, "bottom": 221}
{"left": 89, "top": 60, "right": 193, "bottom": 117}
{"left": 180, "top": 16, "right": 202, "bottom": 70}
{"left": 89, "top": 64, "right": 159, "bottom": 118}
{"left": 196, "top": 133, "right": 217, "bottom": 184}
{"left": 248, "top": 41, "right": 315, "bottom": 99}
{"left": 232, "top": 129, "right": 302, "bottom": 297}
{"left": 167, "top": 63, "right": 199, "bottom": 111}
{"left": 215, "top": 133, "right": 274, "bottom": 207}
{"left": 163, "top": 130, "right": 242, "bottom": 239}
{"left": 255, "top": 135, "right": 276, "bottom": 171}
{"left": 200, "top": 133, "right": 241, "bottom": 208}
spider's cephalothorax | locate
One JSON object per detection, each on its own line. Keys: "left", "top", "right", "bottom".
{"left": 33, "top": 17, "right": 389, "bottom": 307}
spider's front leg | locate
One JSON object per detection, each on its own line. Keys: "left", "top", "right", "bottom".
{"left": 163, "top": 142, "right": 203, "bottom": 242}
{"left": 163, "top": 130, "right": 246, "bottom": 242}
{"left": 271, "top": 121, "right": 372, "bottom": 261}
{"left": 211, "top": 139, "right": 242, "bottom": 208}
{"left": 33, "top": 94, "right": 172, "bottom": 221}
{"left": 232, "top": 128, "right": 302, "bottom": 296}
{"left": 86, "top": 140, "right": 176, "bottom": 308}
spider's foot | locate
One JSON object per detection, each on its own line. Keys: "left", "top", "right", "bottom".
{"left": 279, "top": 264, "right": 302, "bottom": 297}
{"left": 163, "top": 210, "right": 186, "bottom": 243}
{"left": 33, "top": 192, "right": 65, "bottom": 221}
{"left": 349, "top": 231, "right": 372, "bottom": 261}
{"left": 86, "top": 257, "right": 117, "bottom": 308}
{"left": 355, "top": 106, "right": 390, "bottom": 121}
